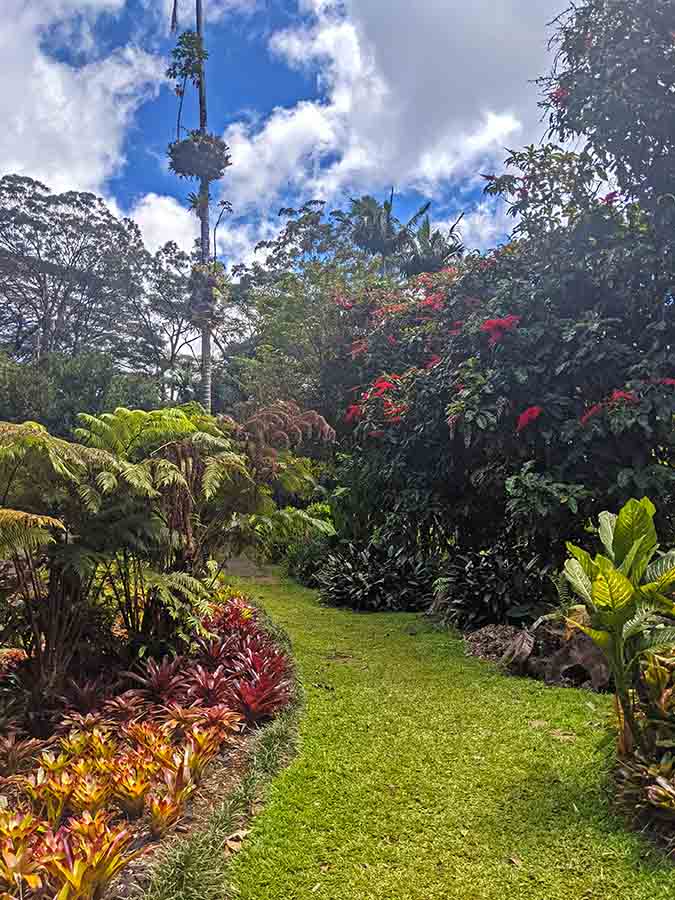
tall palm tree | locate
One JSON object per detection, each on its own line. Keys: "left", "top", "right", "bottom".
{"left": 343, "top": 191, "right": 432, "bottom": 276}
{"left": 170, "top": 0, "right": 214, "bottom": 413}
{"left": 399, "top": 213, "right": 464, "bottom": 278}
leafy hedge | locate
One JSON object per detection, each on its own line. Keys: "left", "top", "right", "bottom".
{"left": 317, "top": 542, "right": 437, "bottom": 612}
{"left": 430, "top": 542, "right": 555, "bottom": 630}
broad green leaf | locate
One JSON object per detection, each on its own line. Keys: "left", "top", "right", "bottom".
{"left": 612, "top": 498, "right": 657, "bottom": 572}
{"left": 618, "top": 536, "right": 645, "bottom": 580}
{"left": 592, "top": 566, "right": 634, "bottom": 611}
{"left": 565, "top": 542, "right": 598, "bottom": 581}
{"left": 598, "top": 511, "right": 616, "bottom": 559}
{"left": 566, "top": 618, "right": 613, "bottom": 653}
{"left": 646, "top": 551, "right": 675, "bottom": 584}
{"left": 564, "top": 558, "right": 593, "bottom": 603}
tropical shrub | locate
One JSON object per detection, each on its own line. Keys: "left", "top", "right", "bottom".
{"left": 560, "top": 496, "right": 675, "bottom": 844}
{"left": 317, "top": 542, "right": 438, "bottom": 612}
{"left": 430, "top": 541, "right": 555, "bottom": 630}
{"left": 284, "top": 534, "right": 334, "bottom": 587}
{"left": 563, "top": 497, "right": 675, "bottom": 752}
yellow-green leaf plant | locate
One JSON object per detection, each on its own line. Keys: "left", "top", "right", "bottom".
{"left": 564, "top": 498, "right": 675, "bottom": 751}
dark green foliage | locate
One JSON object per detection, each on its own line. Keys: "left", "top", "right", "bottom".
{"left": 543, "top": 0, "right": 675, "bottom": 208}
{"left": 317, "top": 542, "right": 437, "bottom": 612}
{"left": 284, "top": 535, "right": 333, "bottom": 587}
{"left": 430, "top": 542, "right": 555, "bottom": 631}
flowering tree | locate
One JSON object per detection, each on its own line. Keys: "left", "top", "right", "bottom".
{"left": 337, "top": 162, "right": 675, "bottom": 559}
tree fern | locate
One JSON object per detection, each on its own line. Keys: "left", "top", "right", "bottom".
{"left": 0, "top": 508, "right": 64, "bottom": 558}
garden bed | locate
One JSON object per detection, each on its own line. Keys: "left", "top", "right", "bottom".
{"left": 0, "top": 589, "right": 295, "bottom": 900}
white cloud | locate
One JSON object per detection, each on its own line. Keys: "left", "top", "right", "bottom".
{"left": 0, "top": 0, "right": 164, "bottom": 193}
{"left": 124, "top": 190, "right": 276, "bottom": 272}
{"left": 218, "top": 0, "right": 562, "bottom": 245}
{"left": 447, "top": 200, "right": 516, "bottom": 252}
{"left": 127, "top": 192, "right": 198, "bottom": 253}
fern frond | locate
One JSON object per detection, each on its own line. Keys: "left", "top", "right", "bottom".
{"left": 0, "top": 508, "right": 64, "bottom": 557}
{"left": 202, "top": 451, "right": 252, "bottom": 500}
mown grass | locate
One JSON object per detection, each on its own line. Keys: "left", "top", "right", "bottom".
{"left": 224, "top": 576, "right": 675, "bottom": 900}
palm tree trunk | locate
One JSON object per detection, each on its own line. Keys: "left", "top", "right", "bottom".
{"left": 196, "top": 0, "right": 212, "bottom": 413}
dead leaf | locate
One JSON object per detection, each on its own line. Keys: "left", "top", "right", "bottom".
{"left": 508, "top": 856, "right": 523, "bottom": 867}
{"left": 320, "top": 863, "right": 330, "bottom": 874}
{"left": 550, "top": 729, "right": 577, "bottom": 743}
{"left": 528, "top": 719, "right": 547, "bottom": 729}
{"left": 224, "top": 829, "right": 250, "bottom": 854}
{"left": 311, "top": 884, "right": 321, "bottom": 893}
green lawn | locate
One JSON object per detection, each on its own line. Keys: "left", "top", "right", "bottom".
{"left": 226, "top": 576, "right": 674, "bottom": 900}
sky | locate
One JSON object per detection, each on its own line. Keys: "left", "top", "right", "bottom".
{"left": 1, "top": 0, "right": 565, "bottom": 267}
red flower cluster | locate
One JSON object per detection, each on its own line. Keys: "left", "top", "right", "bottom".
{"left": 610, "top": 389, "right": 638, "bottom": 404}
{"left": 424, "top": 354, "right": 442, "bottom": 369}
{"left": 550, "top": 86, "right": 570, "bottom": 106}
{"left": 601, "top": 191, "right": 620, "bottom": 206}
{"left": 655, "top": 377, "right": 675, "bottom": 386}
{"left": 419, "top": 293, "right": 445, "bottom": 312}
{"left": 450, "top": 320, "right": 464, "bottom": 336}
{"left": 516, "top": 405, "right": 543, "bottom": 433}
{"left": 387, "top": 334, "right": 397, "bottom": 346}
{"left": 581, "top": 387, "right": 639, "bottom": 426}
{"left": 580, "top": 403, "right": 604, "bottom": 426}
{"left": 480, "top": 315, "right": 521, "bottom": 346}
{"left": 371, "top": 377, "right": 396, "bottom": 398}
{"left": 334, "top": 294, "right": 354, "bottom": 310}
{"left": 344, "top": 404, "right": 362, "bottom": 424}
{"left": 350, "top": 339, "right": 368, "bottom": 359}
{"left": 372, "top": 303, "right": 409, "bottom": 319}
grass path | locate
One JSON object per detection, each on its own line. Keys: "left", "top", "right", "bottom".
{"left": 227, "top": 576, "right": 674, "bottom": 900}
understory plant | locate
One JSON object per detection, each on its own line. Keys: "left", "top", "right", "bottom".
{"left": 563, "top": 497, "right": 675, "bottom": 753}
{"left": 317, "top": 541, "right": 438, "bottom": 612}
{"left": 430, "top": 540, "right": 555, "bottom": 630}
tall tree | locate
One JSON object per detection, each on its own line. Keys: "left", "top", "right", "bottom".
{"left": 335, "top": 192, "right": 432, "bottom": 277}
{"left": 167, "top": 3, "right": 232, "bottom": 413}
{"left": 0, "top": 175, "right": 148, "bottom": 364}
{"left": 398, "top": 213, "right": 464, "bottom": 278}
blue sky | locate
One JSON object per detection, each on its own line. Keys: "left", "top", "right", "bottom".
{"left": 2, "top": 0, "right": 564, "bottom": 266}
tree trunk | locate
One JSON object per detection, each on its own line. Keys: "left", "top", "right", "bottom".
{"left": 196, "top": 0, "right": 212, "bottom": 413}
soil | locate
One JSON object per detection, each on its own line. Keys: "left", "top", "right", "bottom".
{"left": 464, "top": 624, "right": 521, "bottom": 662}
{"left": 464, "top": 621, "right": 609, "bottom": 692}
